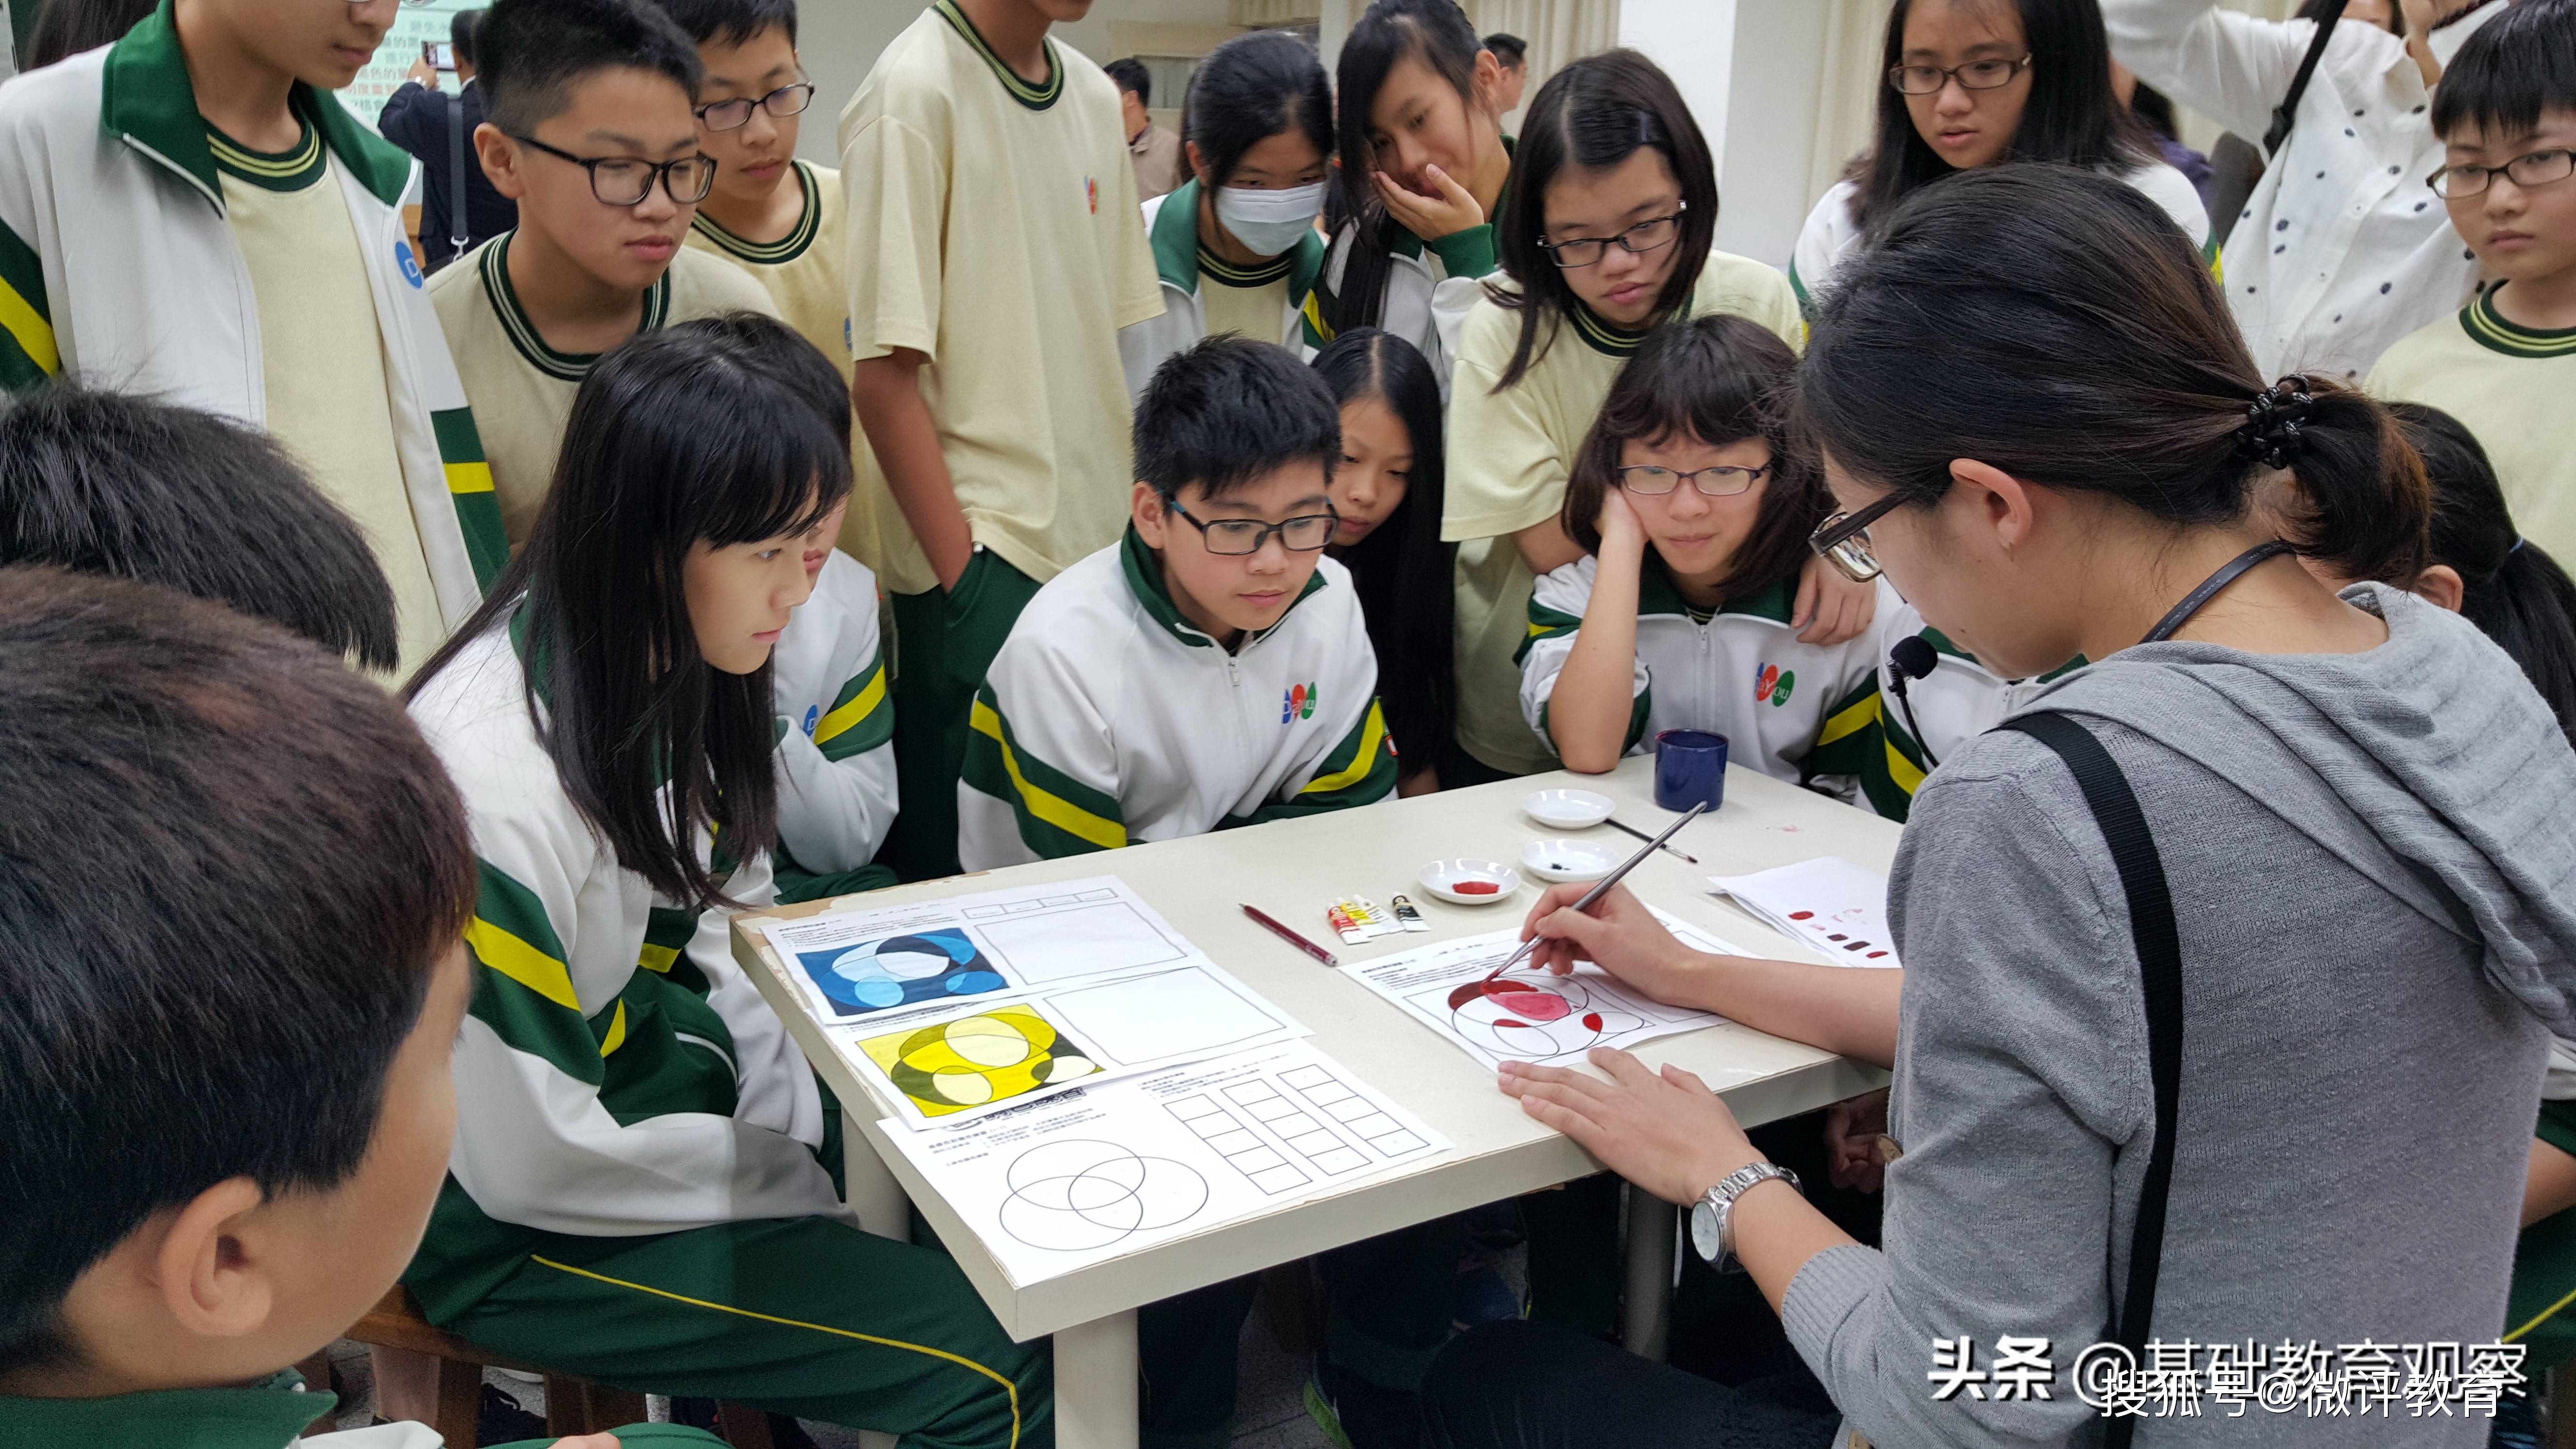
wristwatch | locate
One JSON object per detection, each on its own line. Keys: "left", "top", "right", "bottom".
{"left": 1689, "top": 1161, "right": 1802, "bottom": 1272}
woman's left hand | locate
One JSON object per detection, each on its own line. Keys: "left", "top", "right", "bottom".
{"left": 1499, "top": 1048, "right": 1763, "bottom": 1206}
{"left": 1792, "top": 552, "right": 1876, "bottom": 645}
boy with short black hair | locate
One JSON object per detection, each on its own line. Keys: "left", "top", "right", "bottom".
{"left": 0, "top": 0, "right": 505, "bottom": 676}
{"left": 2371, "top": 0, "right": 2576, "bottom": 561}
{"left": 843, "top": 0, "right": 1165, "bottom": 882}
{"left": 1481, "top": 31, "right": 1527, "bottom": 114}
{"left": 0, "top": 568, "right": 704, "bottom": 1449}
{"left": 0, "top": 382, "right": 402, "bottom": 669}
{"left": 432, "top": 0, "right": 777, "bottom": 545}
{"left": 1105, "top": 55, "right": 1181, "bottom": 200}
{"left": 959, "top": 335, "right": 1397, "bottom": 870}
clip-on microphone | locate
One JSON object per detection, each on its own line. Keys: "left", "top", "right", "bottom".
{"left": 1886, "top": 635, "right": 1941, "bottom": 770}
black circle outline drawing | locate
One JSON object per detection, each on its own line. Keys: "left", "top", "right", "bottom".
{"left": 998, "top": 1139, "right": 1211, "bottom": 1253}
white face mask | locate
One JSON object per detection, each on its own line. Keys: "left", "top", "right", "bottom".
{"left": 1211, "top": 179, "right": 1328, "bottom": 257}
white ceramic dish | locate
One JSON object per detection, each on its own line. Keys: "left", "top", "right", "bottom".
{"left": 1520, "top": 837, "right": 1618, "bottom": 884}
{"left": 1418, "top": 858, "right": 1523, "bottom": 905}
{"left": 1522, "top": 788, "right": 1615, "bottom": 830}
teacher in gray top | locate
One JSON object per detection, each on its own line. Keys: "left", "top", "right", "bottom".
{"left": 1419, "top": 165, "right": 2576, "bottom": 1449}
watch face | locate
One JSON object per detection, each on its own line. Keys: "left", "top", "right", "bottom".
{"left": 1690, "top": 1199, "right": 1724, "bottom": 1262}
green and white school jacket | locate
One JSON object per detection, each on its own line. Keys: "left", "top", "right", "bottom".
{"left": 1518, "top": 555, "right": 1897, "bottom": 791}
{"left": 1117, "top": 177, "right": 1328, "bottom": 399}
{"left": 0, "top": 6, "right": 506, "bottom": 612}
{"left": 1311, "top": 215, "right": 1502, "bottom": 400}
{"left": 1802, "top": 599, "right": 2086, "bottom": 822}
{"left": 958, "top": 528, "right": 1401, "bottom": 869}
{"left": 404, "top": 614, "right": 843, "bottom": 1316}
{"left": 773, "top": 550, "right": 898, "bottom": 876}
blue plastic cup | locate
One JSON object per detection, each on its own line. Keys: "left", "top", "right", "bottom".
{"left": 1654, "top": 729, "right": 1729, "bottom": 813}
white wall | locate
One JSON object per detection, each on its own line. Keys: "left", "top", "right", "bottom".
{"left": 795, "top": 0, "right": 1237, "bottom": 163}
{"left": 1618, "top": 0, "right": 1736, "bottom": 160}
{"left": 1715, "top": 0, "right": 1832, "bottom": 268}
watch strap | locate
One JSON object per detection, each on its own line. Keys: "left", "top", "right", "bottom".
{"left": 1698, "top": 1161, "right": 1801, "bottom": 1271}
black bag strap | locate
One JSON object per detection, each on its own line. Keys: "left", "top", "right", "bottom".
{"left": 445, "top": 83, "right": 471, "bottom": 262}
{"left": 2263, "top": 0, "right": 2348, "bottom": 155}
{"left": 1996, "top": 711, "right": 2183, "bottom": 1449}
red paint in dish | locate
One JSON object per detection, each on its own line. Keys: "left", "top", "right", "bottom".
{"left": 1454, "top": 880, "right": 1502, "bottom": 895}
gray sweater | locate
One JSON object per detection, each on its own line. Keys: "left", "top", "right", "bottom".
{"left": 1781, "top": 586, "right": 2576, "bottom": 1446}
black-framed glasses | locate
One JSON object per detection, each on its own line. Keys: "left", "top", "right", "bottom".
{"left": 509, "top": 132, "right": 717, "bottom": 206}
{"left": 1887, "top": 55, "right": 2031, "bottom": 95}
{"left": 696, "top": 81, "right": 817, "bottom": 132}
{"left": 1165, "top": 497, "right": 1338, "bottom": 555}
{"left": 1808, "top": 490, "right": 1908, "bottom": 583}
{"left": 2428, "top": 148, "right": 2576, "bottom": 198}
{"left": 1535, "top": 201, "right": 1688, "bottom": 269}
{"left": 1617, "top": 462, "right": 1771, "bottom": 497}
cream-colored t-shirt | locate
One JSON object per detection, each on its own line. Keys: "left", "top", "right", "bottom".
{"left": 839, "top": 0, "right": 1164, "bottom": 596}
{"left": 1199, "top": 249, "right": 1291, "bottom": 347}
{"left": 216, "top": 124, "right": 446, "bottom": 677}
{"left": 1440, "top": 252, "right": 1804, "bottom": 775}
{"left": 429, "top": 232, "right": 779, "bottom": 545}
{"left": 684, "top": 162, "right": 892, "bottom": 575}
{"left": 2370, "top": 288, "right": 2576, "bottom": 564}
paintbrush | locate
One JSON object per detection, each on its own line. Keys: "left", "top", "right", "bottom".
{"left": 1605, "top": 814, "right": 1700, "bottom": 866}
{"left": 1477, "top": 801, "right": 1707, "bottom": 985}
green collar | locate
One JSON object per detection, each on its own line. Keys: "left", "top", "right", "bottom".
{"left": 2463, "top": 285, "right": 2576, "bottom": 360}
{"left": 691, "top": 161, "right": 822, "bottom": 265}
{"left": 1636, "top": 552, "right": 1793, "bottom": 625}
{"left": 1148, "top": 177, "right": 1327, "bottom": 301}
{"left": 1118, "top": 524, "right": 1326, "bottom": 650}
{"left": 933, "top": 0, "right": 1062, "bottom": 111}
{"left": 483, "top": 232, "right": 672, "bottom": 384}
{"left": 101, "top": 0, "right": 411, "bottom": 212}
{"left": 1568, "top": 290, "right": 1690, "bottom": 359}
{"left": 208, "top": 118, "right": 322, "bottom": 193}
{"left": 0, "top": 1371, "right": 333, "bottom": 1449}
{"left": 1920, "top": 625, "right": 2086, "bottom": 682}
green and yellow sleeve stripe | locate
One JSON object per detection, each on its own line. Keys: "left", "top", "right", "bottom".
{"left": 1230, "top": 699, "right": 1401, "bottom": 828}
{"left": 462, "top": 859, "right": 608, "bottom": 1084}
{"left": 816, "top": 652, "right": 893, "bottom": 762}
{"left": 1516, "top": 599, "right": 1584, "bottom": 665}
{"left": 433, "top": 407, "right": 506, "bottom": 588}
{"left": 962, "top": 687, "right": 1129, "bottom": 858}
{"left": 1801, "top": 675, "right": 1926, "bottom": 822}
{"left": 0, "top": 217, "right": 59, "bottom": 390}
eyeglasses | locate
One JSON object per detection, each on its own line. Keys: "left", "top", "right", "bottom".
{"left": 1616, "top": 462, "right": 1770, "bottom": 497}
{"left": 2427, "top": 148, "right": 2576, "bottom": 198}
{"left": 696, "top": 81, "right": 817, "bottom": 132}
{"left": 1887, "top": 55, "right": 2031, "bottom": 95}
{"left": 1535, "top": 202, "right": 1688, "bottom": 269}
{"left": 1807, "top": 490, "right": 1909, "bottom": 583}
{"left": 509, "top": 132, "right": 717, "bottom": 206}
{"left": 1164, "top": 497, "right": 1338, "bottom": 555}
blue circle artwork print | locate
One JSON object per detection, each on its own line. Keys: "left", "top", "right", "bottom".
{"left": 795, "top": 929, "right": 1005, "bottom": 1017}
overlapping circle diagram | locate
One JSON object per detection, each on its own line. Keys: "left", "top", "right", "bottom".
{"left": 1442, "top": 972, "right": 1642, "bottom": 1059}
{"left": 998, "top": 1139, "right": 1210, "bottom": 1252}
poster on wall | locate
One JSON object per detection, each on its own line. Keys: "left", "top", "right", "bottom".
{"left": 338, "top": 0, "right": 482, "bottom": 132}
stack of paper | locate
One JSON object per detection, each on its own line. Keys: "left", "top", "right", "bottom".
{"left": 762, "top": 876, "right": 1450, "bottom": 1284}
{"left": 1707, "top": 856, "right": 1903, "bottom": 969}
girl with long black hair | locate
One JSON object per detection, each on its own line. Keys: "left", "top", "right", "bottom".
{"left": 1312, "top": 326, "right": 1456, "bottom": 793}
{"left": 1315, "top": 0, "right": 1516, "bottom": 392}
{"left": 1791, "top": 0, "right": 2209, "bottom": 317}
{"left": 402, "top": 314, "right": 1048, "bottom": 1444}
{"left": 1420, "top": 165, "right": 2576, "bottom": 1449}
{"left": 1119, "top": 29, "right": 1334, "bottom": 395}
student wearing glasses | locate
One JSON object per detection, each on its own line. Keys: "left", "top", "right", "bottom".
{"left": 959, "top": 335, "right": 1398, "bottom": 871}
{"left": 1442, "top": 51, "right": 1839, "bottom": 790}
{"left": 1792, "top": 0, "right": 2209, "bottom": 322}
{"left": 2370, "top": 0, "right": 2576, "bottom": 562}
{"left": 1525, "top": 314, "right": 1901, "bottom": 793}
{"left": 431, "top": 0, "right": 776, "bottom": 547}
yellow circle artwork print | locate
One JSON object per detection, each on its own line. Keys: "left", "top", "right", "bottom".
{"left": 861, "top": 1006, "right": 1101, "bottom": 1118}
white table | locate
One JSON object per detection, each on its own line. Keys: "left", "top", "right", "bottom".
{"left": 730, "top": 756, "right": 1898, "bottom": 1449}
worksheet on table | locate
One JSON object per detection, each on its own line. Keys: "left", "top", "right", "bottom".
{"left": 761, "top": 875, "right": 1212, "bottom": 1023}
{"left": 1343, "top": 910, "right": 1746, "bottom": 1070}
{"left": 821, "top": 962, "right": 1311, "bottom": 1129}
{"left": 877, "top": 1039, "right": 1450, "bottom": 1286}
{"left": 1708, "top": 856, "right": 1902, "bottom": 969}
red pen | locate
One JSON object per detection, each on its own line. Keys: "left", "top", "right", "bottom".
{"left": 1240, "top": 902, "right": 1340, "bottom": 967}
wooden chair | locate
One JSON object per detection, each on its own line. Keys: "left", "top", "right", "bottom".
{"left": 344, "top": 1288, "right": 774, "bottom": 1449}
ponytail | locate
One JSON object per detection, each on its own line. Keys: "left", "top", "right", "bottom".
{"left": 1797, "top": 164, "right": 2428, "bottom": 583}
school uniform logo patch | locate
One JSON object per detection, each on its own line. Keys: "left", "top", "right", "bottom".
{"left": 1754, "top": 664, "right": 1795, "bottom": 707}
{"left": 1086, "top": 175, "right": 1098, "bottom": 214}
{"left": 396, "top": 239, "right": 424, "bottom": 288}
{"left": 1282, "top": 682, "right": 1317, "bottom": 724}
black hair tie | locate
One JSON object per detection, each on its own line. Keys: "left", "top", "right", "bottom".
{"left": 2233, "top": 375, "right": 2316, "bottom": 470}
